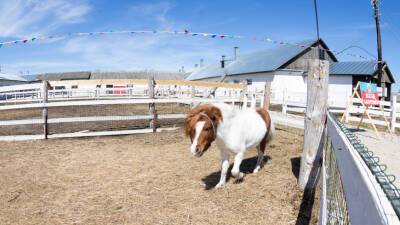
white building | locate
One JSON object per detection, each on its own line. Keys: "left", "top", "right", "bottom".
{"left": 186, "top": 39, "right": 395, "bottom": 107}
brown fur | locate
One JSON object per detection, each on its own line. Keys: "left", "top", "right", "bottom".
{"left": 256, "top": 107, "right": 272, "bottom": 153}
{"left": 184, "top": 104, "right": 223, "bottom": 152}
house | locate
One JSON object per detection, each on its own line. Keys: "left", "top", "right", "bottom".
{"left": 186, "top": 39, "right": 396, "bottom": 107}
{"left": 0, "top": 72, "right": 28, "bottom": 87}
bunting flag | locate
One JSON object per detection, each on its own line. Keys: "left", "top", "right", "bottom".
{"left": 0, "top": 29, "right": 372, "bottom": 60}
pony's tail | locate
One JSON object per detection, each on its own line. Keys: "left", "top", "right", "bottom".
{"left": 266, "top": 119, "right": 275, "bottom": 142}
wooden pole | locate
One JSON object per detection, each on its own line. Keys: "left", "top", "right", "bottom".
{"left": 263, "top": 81, "right": 271, "bottom": 110}
{"left": 341, "top": 82, "right": 360, "bottom": 122}
{"left": 390, "top": 95, "right": 397, "bottom": 133}
{"left": 42, "top": 81, "right": 49, "bottom": 139}
{"left": 298, "top": 59, "right": 329, "bottom": 190}
{"left": 148, "top": 76, "right": 157, "bottom": 132}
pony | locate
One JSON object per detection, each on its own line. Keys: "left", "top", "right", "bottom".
{"left": 184, "top": 103, "right": 274, "bottom": 188}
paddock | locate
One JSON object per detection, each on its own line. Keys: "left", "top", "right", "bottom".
{"left": 0, "top": 126, "right": 318, "bottom": 225}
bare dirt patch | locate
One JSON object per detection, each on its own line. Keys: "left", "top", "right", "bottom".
{"left": 0, "top": 126, "right": 317, "bottom": 225}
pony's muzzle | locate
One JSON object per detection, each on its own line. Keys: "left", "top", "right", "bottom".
{"left": 194, "top": 147, "right": 204, "bottom": 157}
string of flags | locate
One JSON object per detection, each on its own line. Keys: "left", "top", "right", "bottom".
{"left": 0, "top": 29, "right": 373, "bottom": 60}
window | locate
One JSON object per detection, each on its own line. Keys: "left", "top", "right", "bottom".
{"left": 71, "top": 85, "right": 78, "bottom": 89}
{"left": 318, "top": 48, "right": 325, "bottom": 60}
{"left": 246, "top": 79, "right": 252, "bottom": 85}
{"left": 233, "top": 79, "right": 240, "bottom": 84}
{"left": 55, "top": 86, "right": 65, "bottom": 90}
{"left": 106, "top": 84, "right": 113, "bottom": 94}
{"left": 96, "top": 84, "right": 101, "bottom": 88}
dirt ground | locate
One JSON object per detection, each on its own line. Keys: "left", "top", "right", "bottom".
{"left": 0, "top": 126, "right": 318, "bottom": 225}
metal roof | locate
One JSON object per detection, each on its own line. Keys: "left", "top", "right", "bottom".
{"left": 0, "top": 72, "right": 28, "bottom": 82}
{"left": 330, "top": 61, "right": 395, "bottom": 83}
{"left": 330, "top": 61, "right": 377, "bottom": 75}
{"left": 91, "top": 71, "right": 188, "bottom": 80}
{"left": 186, "top": 39, "right": 334, "bottom": 80}
{"left": 36, "top": 71, "right": 91, "bottom": 81}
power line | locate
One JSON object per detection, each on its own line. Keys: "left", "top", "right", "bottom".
{"left": 335, "top": 45, "right": 377, "bottom": 59}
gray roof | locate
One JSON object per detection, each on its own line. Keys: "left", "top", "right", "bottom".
{"left": 0, "top": 72, "right": 28, "bottom": 82}
{"left": 36, "top": 72, "right": 91, "bottom": 81}
{"left": 330, "top": 61, "right": 395, "bottom": 83}
{"left": 91, "top": 71, "right": 188, "bottom": 80}
{"left": 330, "top": 61, "right": 377, "bottom": 75}
{"left": 187, "top": 39, "right": 336, "bottom": 80}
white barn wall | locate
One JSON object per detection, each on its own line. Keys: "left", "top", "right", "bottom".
{"left": 328, "top": 75, "right": 352, "bottom": 108}
{"left": 194, "top": 71, "right": 352, "bottom": 108}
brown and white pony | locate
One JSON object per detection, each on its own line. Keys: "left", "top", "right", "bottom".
{"left": 184, "top": 103, "right": 274, "bottom": 188}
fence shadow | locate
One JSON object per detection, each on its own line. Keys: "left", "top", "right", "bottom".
{"left": 291, "top": 151, "right": 322, "bottom": 225}
{"left": 201, "top": 155, "right": 271, "bottom": 190}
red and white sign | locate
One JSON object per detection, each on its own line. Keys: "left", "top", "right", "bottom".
{"left": 360, "top": 82, "right": 379, "bottom": 106}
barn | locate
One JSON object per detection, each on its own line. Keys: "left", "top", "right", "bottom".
{"left": 186, "top": 39, "right": 396, "bottom": 107}
{"left": 0, "top": 72, "right": 28, "bottom": 87}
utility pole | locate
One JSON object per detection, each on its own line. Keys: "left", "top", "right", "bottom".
{"left": 372, "top": 0, "right": 383, "bottom": 88}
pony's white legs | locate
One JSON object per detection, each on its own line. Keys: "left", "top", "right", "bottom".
{"left": 231, "top": 152, "right": 244, "bottom": 179}
{"left": 253, "top": 146, "right": 264, "bottom": 173}
{"left": 216, "top": 151, "right": 230, "bottom": 188}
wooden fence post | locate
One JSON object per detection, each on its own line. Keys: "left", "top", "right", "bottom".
{"left": 263, "top": 81, "right": 271, "bottom": 110}
{"left": 391, "top": 94, "right": 397, "bottom": 133}
{"left": 148, "top": 76, "right": 157, "bottom": 132}
{"left": 298, "top": 59, "right": 330, "bottom": 190}
{"left": 282, "top": 89, "right": 287, "bottom": 115}
{"left": 251, "top": 93, "right": 256, "bottom": 109}
{"left": 42, "top": 81, "right": 49, "bottom": 139}
{"left": 240, "top": 81, "right": 248, "bottom": 109}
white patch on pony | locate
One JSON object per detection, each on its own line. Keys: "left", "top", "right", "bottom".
{"left": 190, "top": 121, "right": 205, "bottom": 155}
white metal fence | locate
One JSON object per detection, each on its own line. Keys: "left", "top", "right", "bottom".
{"left": 321, "top": 113, "right": 400, "bottom": 225}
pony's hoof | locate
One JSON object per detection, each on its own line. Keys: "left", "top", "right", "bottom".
{"left": 253, "top": 166, "right": 261, "bottom": 173}
{"left": 232, "top": 172, "right": 244, "bottom": 180}
{"left": 215, "top": 182, "right": 225, "bottom": 189}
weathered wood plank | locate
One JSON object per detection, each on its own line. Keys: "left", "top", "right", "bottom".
{"left": 298, "top": 59, "right": 330, "bottom": 189}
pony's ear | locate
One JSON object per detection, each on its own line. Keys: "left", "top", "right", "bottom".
{"left": 209, "top": 106, "right": 223, "bottom": 124}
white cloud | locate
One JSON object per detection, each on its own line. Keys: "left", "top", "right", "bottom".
{"left": 130, "top": 2, "right": 178, "bottom": 30}
{"left": 60, "top": 34, "right": 223, "bottom": 72}
{"left": 0, "top": 0, "right": 91, "bottom": 38}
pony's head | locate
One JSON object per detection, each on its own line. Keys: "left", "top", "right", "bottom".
{"left": 184, "top": 104, "right": 222, "bottom": 157}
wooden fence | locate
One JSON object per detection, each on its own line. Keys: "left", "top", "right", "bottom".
{"left": 0, "top": 79, "right": 246, "bottom": 141}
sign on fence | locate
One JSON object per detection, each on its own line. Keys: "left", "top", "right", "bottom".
{"left": 360, "top": 82, "right": 379, "bottom": 106}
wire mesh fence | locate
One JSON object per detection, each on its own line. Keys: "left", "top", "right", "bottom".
{"left": 324, "top": 135, "right": 350, "bottom": 225}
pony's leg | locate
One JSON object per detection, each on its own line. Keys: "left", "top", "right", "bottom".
{"left": 231, "top": 152, "right": 244, "bottom": 180}
{"left": 253, "top": 134, "right": 267, "bottom": 173}
{"left": 216, "top": 151, "right": 230, "bottom": 188}
{"left": 253, "top": 145, "right": 264, "bottom": 173}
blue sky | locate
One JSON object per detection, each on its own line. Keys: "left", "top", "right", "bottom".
{"left": 0, "top": 0, "right": 399, "bottom": 90}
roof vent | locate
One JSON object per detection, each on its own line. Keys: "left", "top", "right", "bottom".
{"left": 221, "top": 55, "right": 226, "bottom": 68}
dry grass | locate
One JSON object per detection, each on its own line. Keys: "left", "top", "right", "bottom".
{"left": 0, "top": 126, "right": 317, "bottom": 225}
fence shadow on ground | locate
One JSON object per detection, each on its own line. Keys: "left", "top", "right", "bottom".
{"left": 291, "top": 156, "right": 321, "bottom": 225}
{"left": 201, "top": 155, "right": 271, "bottom": 190}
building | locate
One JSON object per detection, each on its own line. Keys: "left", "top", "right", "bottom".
{"left": 186, "top": 39, "right": 396, "bottom": 106}
{"left": 0, "top": 72, "right": 28, "bottom": 87}
{"left": 34, "top": 70, "right": 188, "bottom": 90}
